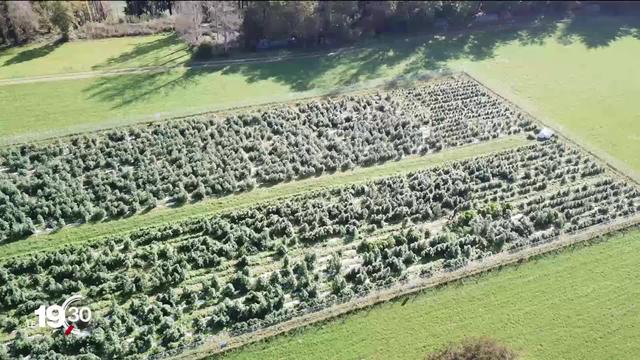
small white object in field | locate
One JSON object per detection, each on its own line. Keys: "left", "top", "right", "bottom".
{"left": 537, "top": 127, "right": 554, "bottom": 141}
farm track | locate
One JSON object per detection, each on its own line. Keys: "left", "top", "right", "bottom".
{"left": 0, "top": 47, "right": 360, "bottom": 86}
{"left": 173, "top": 214, "right": 640, "bottom": 360}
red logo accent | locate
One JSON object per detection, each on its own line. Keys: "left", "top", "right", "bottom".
{"left": 64, "top": 325, "right": 74, "bottom": 336}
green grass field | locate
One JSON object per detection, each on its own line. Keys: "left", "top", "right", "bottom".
{"left": 461, "top": 24, "right": 640, "bottom": 178}
{"left": 0, "top": 33, "right": 190, "bottom": 78}
{"left": 219, "top": 229, "right": 640, "bottom": 360}
{"left": 0, "top": 136, "right": 527, "bottom": 260}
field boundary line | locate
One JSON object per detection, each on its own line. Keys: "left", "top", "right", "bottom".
{"left": 172, "top": 215, "right": 640, "bottom": 359}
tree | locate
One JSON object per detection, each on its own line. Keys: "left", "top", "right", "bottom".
{"left": 124, "top": 0, "right": 172, "bottom": 17}
{"left": 6, "top": 1, "right": 39, "bottom": 43}
{"left": 326, "top": 252, "right": 342, "bottom": 277}
{"left": 175, "top": 1, "right": 242, "bottom": 52}
{"left": 358, "top": 0, "right": 395, "bottom": 35}
{"left": 242, "top": 1, "right": 321, "bottom": 48}
{"left": 89, "top": 1, "right": 113, "bottom": 23}
{"left": 317, "top": 1, "right": 358, "bottom": 41}
{"left": 0, "top": 343, "right": 8, "bottom": 360}
{"left": 49, "top": 1, "right": 74, "bottom": 41}
{"left": 175, "top": 1, "right": 203, "bottom": 45}
{"left": 204, "top": 1, "right": 242, "bottom": 53}
{"left": 0, "top": 3, "right": 9, "bottom": 44}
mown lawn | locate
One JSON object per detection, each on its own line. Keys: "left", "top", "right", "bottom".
{"left": 219, "top": 229, "right": 640, "bottom": 360}
{"left": 0, "top": 136, "right": 527, "bottom": 260}
{"left": 461, "top": 19, "right": 640, "bottom": 178}
{"left": 0, "top": 33, "right": 190, "bottom": 78}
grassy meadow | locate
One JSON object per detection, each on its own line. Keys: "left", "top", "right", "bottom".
{"left": 0, "top": 33, "right": 190, "bottom": 78}
{"left": 461, "top": 20, "right": 640, "bottom": 178}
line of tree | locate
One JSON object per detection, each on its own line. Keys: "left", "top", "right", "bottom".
{"left": 0, "top": 77, "right": 533, "bottom": 243}
{"left": 3, "top": 2, "right": 638, "bottom": 48}
{"left": 1, "top": 140, "right": 637, "bottom": 358}
{"left": 0, "top": 1, "right": 111, "bottom": 44}
{"left": 161, "top": 1, "right": 640, "bottom": 51}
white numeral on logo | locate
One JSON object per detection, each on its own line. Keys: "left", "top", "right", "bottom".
{"left": 34, "top": 295, "right": 92, "bottom": 332}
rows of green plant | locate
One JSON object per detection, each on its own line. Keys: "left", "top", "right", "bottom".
{"left": 0, "top": 76, "right": 533, "bottom": 243}
{"left": 1, "top": 141, "right": 637, "bottom": 359}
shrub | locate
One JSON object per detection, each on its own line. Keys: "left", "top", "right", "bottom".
{"left": 192, "top": 40, "right": 217, "bottom": 60}
{"left": 426, "top": 337, "right": 518, "bottom": 360}
{"left": 75, "top": 18, "right": 174, "bottom": 40}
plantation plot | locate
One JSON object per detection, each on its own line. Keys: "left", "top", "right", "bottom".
{"left": 0, "top": 75, "right": 534, "bottom": 243}
{"left": 1, "top": 140, "right": 638, "bottom": 359}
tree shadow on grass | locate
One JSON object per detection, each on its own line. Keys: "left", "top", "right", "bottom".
{"left": 218, "top": 16, "right": 561, "bottom": 93}
{"left": 83, "top": 65, "right": 216, "bottom": 109}
{"left": 3, "top": 39, "right": 64, "bottom": 66}
{"left": 220, "top": 15, "right": 639, "bottom": 94}
{"left": 558, "top": 15, "right": 640, "bottom": 48}
{"left": 83, "top": 15, "right": 639, "bottom": 109}
{"left": 91, "top": 33, "right": 191, "bottom": 70}
{"left": 219, "top": 43, "right": 416, "bottom": 93}
{"left": 393, "top": 20, "right": 556, "bottom": 80}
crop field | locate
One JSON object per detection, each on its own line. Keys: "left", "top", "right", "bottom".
{"left": 0, "top": 136, "right": 527, "bottom": 261}
{"left": 219, "top": 228, "right": 640, "bottom": 360}
{"left": 0, "top": 75, "right": 532, "bottom": 243}
{"left": 1, "top": 72, "right": 638, "bottom": 359}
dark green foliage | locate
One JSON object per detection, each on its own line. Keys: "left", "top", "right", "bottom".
{"left": 0, "top": 78, "right": 532, "bottom": 243}
{"left": 0, "top": 142, "right": 637, "bottom": 359}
